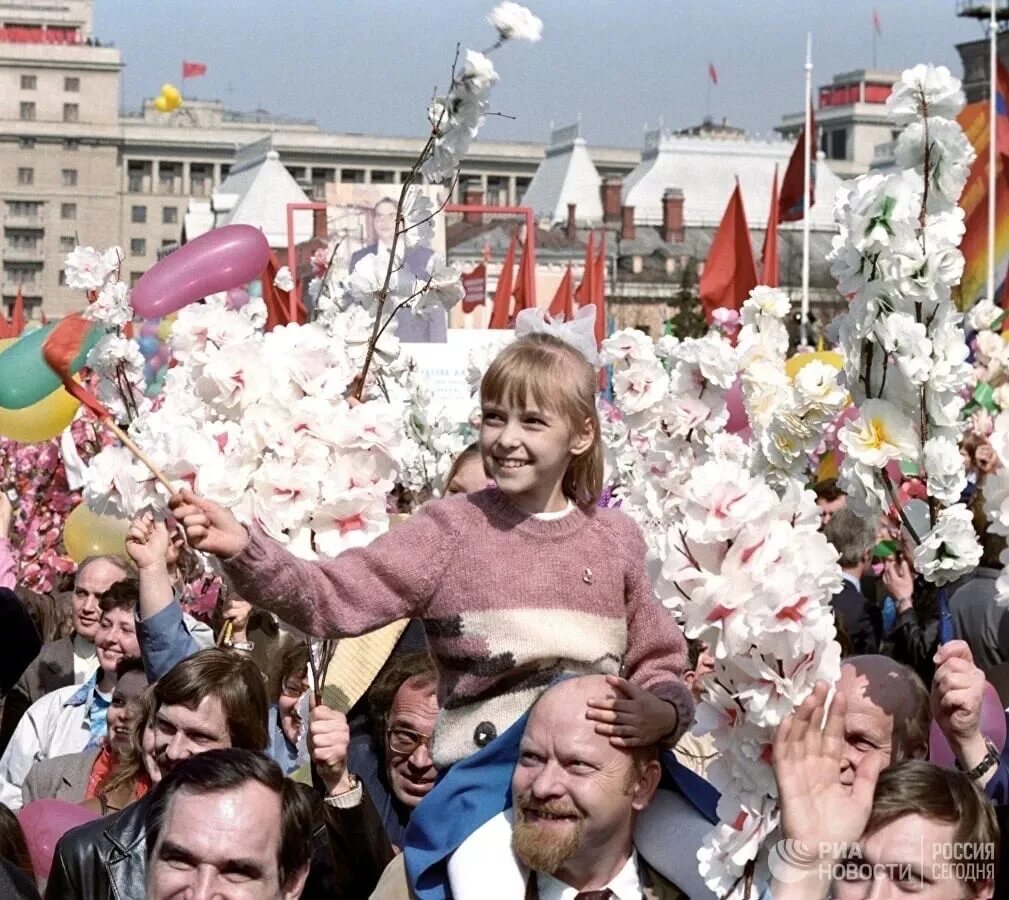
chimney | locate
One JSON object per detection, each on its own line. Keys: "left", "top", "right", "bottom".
{"left": 620, "top": 205, "right": 636, "bottom": 241}
{"left": 600, "top": 176, "right": 622, "bottom": 224}
{"left": 313, "top": 207, "right": 327, "bottom": 239}
{"left": 661, "top": 188, "right": 684, "bottom": 243}
{"left": 463, "top": 186, "right": 484, "bottom": 223}
{"left": 566, "top": 203, "right": 577, "bottom": 241}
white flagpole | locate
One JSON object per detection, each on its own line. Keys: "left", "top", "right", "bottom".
{"left": 989, "top": 1, "right": 998, "bottom": 305}
{"left": 801, "top": 33, "right": 812, "bottom": 347}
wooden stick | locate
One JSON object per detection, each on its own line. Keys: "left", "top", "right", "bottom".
{"left": 218, "top": 620, "right": 233, "bottom": 648}
{"left": 98, "top": 416, "right": 178, "bottom": 498}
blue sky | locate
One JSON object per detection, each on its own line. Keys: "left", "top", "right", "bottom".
{"left": 95, "top": 0, "right": 985, "bottom": 148}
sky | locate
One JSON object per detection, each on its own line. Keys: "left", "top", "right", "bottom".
{"left": 94, "top": 0, "right": 987, "bottom": 149}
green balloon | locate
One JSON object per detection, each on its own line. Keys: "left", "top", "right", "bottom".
{"left": 0, "top": 319, "right": 102, "bottom": 410}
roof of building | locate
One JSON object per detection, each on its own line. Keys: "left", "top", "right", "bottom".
{"left": 210, "top": 139, "right": 313, "bottom": 248}
{"left": 519, "top": 123, "right": 603, "bottom": 226}
{"left": 622, "top": 129, "right": 844, "bottom": 230}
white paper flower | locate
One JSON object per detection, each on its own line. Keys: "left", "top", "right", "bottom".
{"left": 922, "top": 436, "right": 967, "bottom": 503}
{"left": 64, "top": 246, "right": 113, "bottom": 291}
{"left": 838, "top": 399, "right": 918, "bottom": 468}
{"left": 488, "top": 1, "right": 543, "bottom": 42}
{"left": 886, "top": 64, "right": 965, "bottom": 126}
{"left": 912, "top": 503, "right": 982, "bottom": 585}
{"left": 273, "top": 266, "right": 295, "bottom": 292}
{"left": 612, "top": 359, "right": 669, "bottom": 415}
{"left": 968, "top": 297, "right": 1002, "bottom": 333}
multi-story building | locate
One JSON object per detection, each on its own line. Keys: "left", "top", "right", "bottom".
{"left": 0, "top": 0, "right": 638, "bottom": 319}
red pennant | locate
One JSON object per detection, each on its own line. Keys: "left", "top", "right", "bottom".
{"left": 42, "top": 314, "right": 112, "bottom": 419}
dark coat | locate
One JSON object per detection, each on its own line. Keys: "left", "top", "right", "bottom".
{"left": 832, "top": 579, "right": 879, "bottom": 656}
{"left": 0, "top": 635, "right": 75, "bottom": 754}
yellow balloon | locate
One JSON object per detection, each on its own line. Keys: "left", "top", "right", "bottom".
{"left": 156, "top": 319, "right": 173, "bottom": 342}
{"left": 154, "top": 95, "right": 170, "bottom": 113}
{"left": 161, "top": 83, "right": 178, "bottom": 101}
{"left": 785, "top": 349, "right": 843, "bottom": 380}
{"left": 0, "top": 338, "right": 80, "bottom": 443}
{"left": 63, "top": 504, "right": 129, "bottom": 563}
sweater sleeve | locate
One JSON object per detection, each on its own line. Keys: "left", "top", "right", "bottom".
{"left": 617, "top": 516, "right": 695, "bottom": 745}
{"left": 222, "top": 500, "right": 458, "bottom": 638}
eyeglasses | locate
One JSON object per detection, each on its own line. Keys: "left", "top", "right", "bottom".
{"left": 280, "top": 678, "right": 307, "bottom": 699}
{"left": 387, "top": 726, "right": 433, "bottom": 756}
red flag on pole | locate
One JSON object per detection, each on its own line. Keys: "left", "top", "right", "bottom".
{"left": 872, "top": 9, "right": 881, "bottom": 34}
{"left": 511, "top": 235, "right": 535, "bottom": 319}
{"left": 574, "top": 231, "right": 595, "bottom": 307}
{"left": 762, "top": 166, "right": 780, "bottom": 288}
{"left": 778, "top": 105, "right": 816, "bottom": 222}
{"left": 461, "top": 263, "right": 486, "bottom": 313}
{"left": 11, "top": 287, "right": 25, "bottom": 336}
{"left": 489, "top": 235, "right": 517, "bottom": 329}
{"left": 592, "top": 231, "right": 607, "bottom": 345}
{"left": 548, "top": 264, "right": 574, "bottom": 320}
{"left": 699, "top": 182, "right": 758, "bottom": 322}
{"left": 0, "top": 310, "right": 10, "bottom": 339}
{"left": 708, "top": 62, "right": 718, "bottom": 85}
{"left": 182, "top": 61, "right": 207, "bottom": 78}
{"left": 42, "top": 314, "right": 111, "bottom": 418}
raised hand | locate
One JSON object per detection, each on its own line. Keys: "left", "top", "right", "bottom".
{"left": 168, "top": 488, "right": 250, "bottom": 559}
{"left": 307, "top": 699, "right": 353, "bottom": 795}
{"left": 125, "top": 511, "right": 171, "bottom": 572}
{"left": 586, "top": 674, "right": 680, "bottom": 748}
{"left": 932, "top": 640, "right": 990, "bottom": 776}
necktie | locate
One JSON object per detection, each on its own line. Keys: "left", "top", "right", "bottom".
{"left": 574, "top": 891, "right": 613, "bottom": 900}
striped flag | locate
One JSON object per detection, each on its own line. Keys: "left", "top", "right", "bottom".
{"left": 461, "top": 263, "right": 486, "bottom": 313}
{"left": 708, "top": 62, "right": 718, "bottom": 85}
{"left": 872, "top": 9, "right": 881, "bottom": 35}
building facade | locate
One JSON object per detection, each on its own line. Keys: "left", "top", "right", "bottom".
{"left": 0, "top": 0, "right": 638, "bottom": 318}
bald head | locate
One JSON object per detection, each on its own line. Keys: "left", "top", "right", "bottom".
{"left": 836, "top": 656, "right": 930, "bottom": 788}
{"left": 510, "top": 676, "right": 661, "bottom": 889}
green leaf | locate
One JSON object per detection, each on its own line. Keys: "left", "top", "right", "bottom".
{"left": 974, "top": 381, "right": 997, "bottom": 413}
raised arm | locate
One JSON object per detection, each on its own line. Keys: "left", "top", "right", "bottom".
{"left": 171, "top": 489, "right": 455, "bottom": 637}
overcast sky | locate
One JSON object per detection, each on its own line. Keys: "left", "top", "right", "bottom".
{"left": 94, "top": 0, "right": 987, "bottom": 149}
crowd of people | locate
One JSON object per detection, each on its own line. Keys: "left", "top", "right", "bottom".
{"left": 0, "top": 327, "right": 1005, "bottom": 899}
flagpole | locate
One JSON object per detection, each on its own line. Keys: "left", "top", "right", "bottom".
{"left": 800, "top": 32, "right": 812, "bottom": 347}
{"left": 989, "top": 1, "right": 997, "bottom": 306}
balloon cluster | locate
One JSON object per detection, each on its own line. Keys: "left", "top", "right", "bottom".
{"left": 154, "top": 83, "right": 182, "bottom": 113}
{"left": 137, "top": 317, "right": 174, "bottom": 396}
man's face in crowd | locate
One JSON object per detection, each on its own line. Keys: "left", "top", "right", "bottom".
{"left": 147, "top": 781, "right": 307, "bottom": 900}
{"left": 511, "top": 676, "right": 660, "bottom": 879}
{"left": 153, "top": 695, "right": 232, "bottom": 779}
{"left": 816, "top": 493, "right": 847, "bottom": 528}
{"left": 833, "top": 815, "right": 994, "bottom": 900}
{"left": 106, "top": 669, "right": 148, "bottom": 755}
{"left": 386, "top": 676, "right": 438, "bottom": 808}
{"left": 836, "top": 660, "right": 925, "bottom": 789}
{"left": 373, "top": 200, "right": 397, "bottom": 246}
{"left": 277, "top": 670, "right": 309, "bottom": 747}
{"left": 72, "top": 559, "right": 127, "bottom": 641}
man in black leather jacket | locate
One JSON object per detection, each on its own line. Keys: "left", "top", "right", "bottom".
{"left": 45, "top": 649, "right": 269, "bottom": 899}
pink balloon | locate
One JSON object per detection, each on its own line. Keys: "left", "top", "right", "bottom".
{"left": 929, "top": 681, "right": 1007, "bottom": 769}
{"left": 725, "top": 377, "right": 750, "bottom": 439}
{"left": 18, "top": 799, "right": 99, "bottom": 879}
{"left": 130, "top": 225, "right": 270, "bottom": 318}
{"left": 226, "top": 287, "right": 250, "bottom": 311}
{"left": 139, "top": 321, "right": 159, "bottom": 338}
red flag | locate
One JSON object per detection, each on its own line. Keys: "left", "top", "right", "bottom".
{"left": 489, "top": 235, "right": 517, "bottom": 329}
{"left": 548, "top": 264, "right": 574, "bottom": 320}
{"left": 699, "top": 182, "right": 758, "bottom": 322}
{"left": 592, "top": 231, "right": 607, "bottom": 345}
{"left": 872, "top": 9, "right": 881, "bottom": 34}
{"left": 575, "top": 231, "right": 595, "bottom": 306}
{"left": 0, "top": 311, "right": 10, "bottom": 340}
{"left": 762, "top": 166, "right": 780, "bottom": 288}
{"left": 182, "top": 61, "right": 207, "bottom": 78}
{"left": 42, "top": 314, "right": 110, "bottom": 418}
{"left": 512, "top": 235, "right": 535, "bottom": 319}
{"left": 11, "top": 287, "right": 25, "bottom": 336}
{"left": 779, "top": 105, "right": 816, "bottom": 222}
{"left": 262, "top": 259, "right": 305, "bottom": 332}
{"left": 708, "top": 62, "right": 718, "bottom": 85}
{"left": 461, "top": 263, "right": 486, "bottom": 313}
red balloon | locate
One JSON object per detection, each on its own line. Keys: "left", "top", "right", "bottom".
{"left": 928, "top": 681, "right": 1007, "bottom": 769}
{"left": 130, "top": 225, "right": 270, "bottom": 318}
{"left": 18, "top": 799, "right": 99, "bottom": 878}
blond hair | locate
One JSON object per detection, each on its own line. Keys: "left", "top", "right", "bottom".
{"left": 480, "top": 334, "right": 602, "bottom": 509}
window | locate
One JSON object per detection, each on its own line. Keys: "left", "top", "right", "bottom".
{"left": 341, "top": 168, "right": 364, "bottom": 184}
{"left": 63, "top": 103, "right": 79, "bottom": 123}
{"left": 130, "top": 238, "right": 146, "bottom": 256}
{"left": 18, "top": 137, "right": 35, "bottom": 150}
{"left": 7, "top": 202, "right": 42, "bottom": 218}
{"left": 190, "top": 175, "right": 208, "bottom": 197}
{"left": 17, "top": 167, "right": 33, "bottom": 186}
{"left": 130, "top": 271, "right": 144, "bottom": 287}
{"left": 60, "top": 203, "right": 76, "bottom": 220}
{"left": 162, "top": 206, "right": 178, "bottom": 225}
{"left": 19, "top": 102, "right": 36, "bottom": 121}
{"left": 64, "top": 76, "right": 80, "bottom": 92}
{"left": 61, "top": 169, "right": 78, "bottom": 187}
{"left": 64, "top": 138, "right": 79, "bottom": 151}
{"left": 161, "top": 239, "right": 175, "bottom": 248}
{"left": 131, "top": 205, "right": 147, "bottom": 224}
{"left": 826, "top": 128, "right": 847, "bottom": 161}
{"left": 60, "top": 236, "right": 75, "bottom": 252}
{"left": 370, "top": 170, "right": 395, "bottom": 184}
{"left": 59, "top": 269, "right": 66, "bottom": 286}
{"left": 20, "top": 75, "right": 36, "bottom": 90}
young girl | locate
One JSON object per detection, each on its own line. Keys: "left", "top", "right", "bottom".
{"left": 170, "top": 322, "right": 692, "bottom": 891}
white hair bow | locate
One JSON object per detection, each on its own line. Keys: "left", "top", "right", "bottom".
{"left": 513, "top": 306, "right": 600, "bottom": 369}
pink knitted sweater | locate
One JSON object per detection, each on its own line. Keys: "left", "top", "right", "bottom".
{"left": 224, "top": 489, "right": 693, "bottom": 768}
